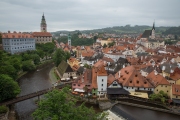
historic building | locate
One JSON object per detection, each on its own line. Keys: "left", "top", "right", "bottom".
{"left": 2, "top": 31, "right": 35, "bottom": 54}
{"left": 141, "top": 22, "right": 155, "bottom": 40}
{"left": 32, "top": 32, "right": 52, "bottom": 44}
{"left": 139, "top": 22, "right": 165, "bottom": 49}
{"left": 32, "top": 13, "right": 52, "bottom": 44}
{"left": 41, "top": 13, "right": 47, "bottom": 32}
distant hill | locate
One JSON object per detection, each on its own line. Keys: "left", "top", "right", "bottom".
{"left": 52, "top": 25, "right": 171, "bottom": 35}
{"left": 163, "top": 26, "right": 180, "bottom": 35}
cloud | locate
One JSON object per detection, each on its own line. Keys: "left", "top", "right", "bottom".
{"left": 0, "top": 0, "right": 180, "bottom": 32}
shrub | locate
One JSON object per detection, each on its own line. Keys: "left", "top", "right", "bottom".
{"left": 0, "top": 106, "right": 8, "bottom": 114}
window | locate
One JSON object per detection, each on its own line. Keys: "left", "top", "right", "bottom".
{"left": 167, "top": 90, "right": 168, "bottom": 92}
{"left": 102, "top": 79, "right": 103, "bottom": 82}
{"left": 161, "top": 85, "right": 163, "bottom": 87}
{"left": 73, "top": 84, "right": 76, "bottom": 86}
{"left": 157, "top": 89, "right": 158, "bottom": 91}
{"left": 101, "top": 84, "right": 103, "bottom": 86}
{"left": 176, "top": 96, "right": 178, "bottom": 98}
{"left": 101, "top": 88, "right": 103, "bottom": 91}
{"left": 113, "top": 84, "right": 117, "bottom": 86}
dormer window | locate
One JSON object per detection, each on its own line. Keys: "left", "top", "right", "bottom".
{"left": 135, "top": 74, "right": 138, "bottom": 77}
{"left": 144, "top": 81, "right": 147, "bottom": 84}
{"left": 137, "top": 81, "right": 139, "bottom": 84}
{"left": 130, "top": 81, "right": 132, "bottom": 83}
{"left": 123, "top": 78, "right": 126, "bottom": 80}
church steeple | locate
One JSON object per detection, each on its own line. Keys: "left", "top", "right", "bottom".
{"left": 152, "top": 21, "right": 155, "bottom": 30}
{"left": 41, "top": 13, "right": 47, "bottom": 32}
{"left": 151, "top": 21, "right": 155, "bottom": 39}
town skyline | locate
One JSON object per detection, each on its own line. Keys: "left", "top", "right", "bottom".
{"left": 0, "top": 0, "right": 180, "bottom": 32}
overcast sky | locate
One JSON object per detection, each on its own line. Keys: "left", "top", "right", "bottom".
{"left": 0, "top": 0, "right": 179, "bottom": 32}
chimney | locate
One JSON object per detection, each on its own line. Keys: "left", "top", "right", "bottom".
{"left": 8, "top": 31, "right": 10, "bottom": 33}
{"left": 118, "top": 71, "right": 121, "bottom": 78}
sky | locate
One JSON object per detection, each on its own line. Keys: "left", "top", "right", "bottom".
{"left": 0, "top": 0, "right": 180, "bottom": 32}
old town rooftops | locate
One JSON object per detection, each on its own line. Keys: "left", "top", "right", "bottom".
{"left": 115, "top": 66, "right": 154, "bottom": 88}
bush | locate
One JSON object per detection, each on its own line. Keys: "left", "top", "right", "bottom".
{"left": 0, "top": 106, "right": 8, "bottom": 114}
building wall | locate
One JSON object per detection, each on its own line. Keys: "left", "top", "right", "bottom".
{"left": 154, "top": 85, "right": 171, "bottom": 96}
{"left": 34, "top": 36, "right": 52, "bottom": 43}
{"left": 104, "top": 53, "right": 125, "bottom": 62}
{"left": 2, "top": 38, "right": 35, "bottom": 54}
{"left": 92, "top": 88, "right": 98, "bottom": 96}
{"left": 135, "top": 47, "right": 145, "bottom": 53}
{"left": 176, "top": 79, "right": 180, "bottom": 85}
{"left": 97, "top": 76, "right": 107, "bottom": 95}
{"left": 62, "top": 72, "right": 76, "bottom": 78}
{"left": 124, "top": 86, "right": 154, "bottom": 92}
{"left": 100, "top": 40, "right": 112, "bottom": 46}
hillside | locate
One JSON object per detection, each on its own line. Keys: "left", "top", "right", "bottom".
{"left": 163, "top": 26, "right": 180, "bottom": 35}
{"left": 52, "top": 25, "right": 171, "bottom": 35}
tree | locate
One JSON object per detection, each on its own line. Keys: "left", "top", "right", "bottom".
{"left": 53, "top": 48, "right": 65, "bottom": 67}
{"left": 53, "top": 49, "right": 71, "bottom": 67}
{"left": 103, "top": 43, "right": 107, "bottom": 48}
{"left": 32, "top": 87, "right": 106, "bottom": 120}
{"left": 149, "top": 90, "right": 168, "bottom": 104}
{"left": 22, "top": 60, "right": 36, "bottom": 71}
{"left": 108, "top": 41, "right": 115, "bottom": 48}
{"left": 0, "top": 33, "right": 2, "bottom": 44}
{"left": 0, "top": 74, "right": 20, "bottom": 102}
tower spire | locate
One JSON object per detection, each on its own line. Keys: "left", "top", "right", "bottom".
{"left": 152, "top": 20, "right": 155, "bottom": 30}
{"left": 41, "top": 13, "right": 47, "bottom": 32}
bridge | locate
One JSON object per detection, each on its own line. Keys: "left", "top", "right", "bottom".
{"left": 0, "top": 83, "right": 71, "bottom": 106}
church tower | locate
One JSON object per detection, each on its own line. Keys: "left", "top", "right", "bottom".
{"left": 151, "top": 22, "right": 155, "bottom": 39}
{"left": 68, "top": 34, "right": 71, "bottom": 49}
{"left": 41, "top": 13, "right": 47, "bottom": 32}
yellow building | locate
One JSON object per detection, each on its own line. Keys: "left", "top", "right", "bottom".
{"left": 170, "top": 84, "right": 180, "bottom": 100}
{"left": 147, "top": 71, "right": 171, "bottom": 96}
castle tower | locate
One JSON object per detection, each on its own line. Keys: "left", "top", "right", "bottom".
{"left": 68, "top": 34, "right": 71, "bottom": 49}
{"left": 151, "top": 21, "right": 155, "bottom": 39}
{"left": 41, "top": 13, "right": 47, "bottom": 32}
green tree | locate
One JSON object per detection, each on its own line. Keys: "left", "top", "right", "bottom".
{"left": 149, "top": 90, "right": 168, "bottom": 104}
{"left": 22, "top": 60, "right": 36, "bottom": 71}
{"left": 53, "top": 49, "right": 71, "bottom": 67}
{"left": 0, "top": 74, "right": 20, "bottom": 102}
{"left": 53, "top": 48, "right": 65, "bottom": 67}
{"left": 0, "top": 33, "right": 2, "bottom": 44}
{"left": 32, "top": 87, "right": 106, "bottom": 120}
{"left": 108, "top": 41, "right": 115, "bottom": 48}
{"left": 103, "top": 43, "right": 107, "bottom": 48}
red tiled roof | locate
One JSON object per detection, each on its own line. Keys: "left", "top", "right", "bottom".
{"left": 32, "top": 32, "right": 52, "bottom": 37}
{"left": 2, "top": 32, "right": 33, "bottom": 38}
{"left": 146, "top": 71, "right": 170, "bottom": 87}
{"left": 115, "top": 66, "right": 153, "bottom": 88}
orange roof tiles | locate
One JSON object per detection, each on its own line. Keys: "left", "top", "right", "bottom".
{"left": 107, "top": 74, "right": 116, "bottom": 86}
{"left": 92, "top": 67, "right": 98, "bottom": 88}
{"left": 97, "top": 66, "right": 107, "bottom": 76}
{"left": 32, "top": 32, "right": 52, "bottom": 37}
{"left": 115, "top": 66, "right": 153, "bottom": 88}
{"left": 146, "top": 71, "right": 170, "bottom": 87}
{"left": 2, "top": 32, "right": 33, "bottom": 38}
{"left": 81, "top": 51, "right": 94, "bottom": 57}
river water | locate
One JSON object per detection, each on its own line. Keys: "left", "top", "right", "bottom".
{"left": 15, "top": 63, "right": 180, "bottom": 120}
{"left": 15, "top": 64, "right": 53, "bottom": 120}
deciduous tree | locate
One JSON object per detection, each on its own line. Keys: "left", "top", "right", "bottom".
{"left": 0, "top": 74, "right": 20, "bottom": 102}
{"left": 32, "top": 87, "right": 106, "bottom": 120}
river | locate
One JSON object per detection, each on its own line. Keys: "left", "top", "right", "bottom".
{"left": 15, "top": 63, "right": 180, "bottom": 120}
{"left": 15, "top": 63, "right": 53, "bottom": 120}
